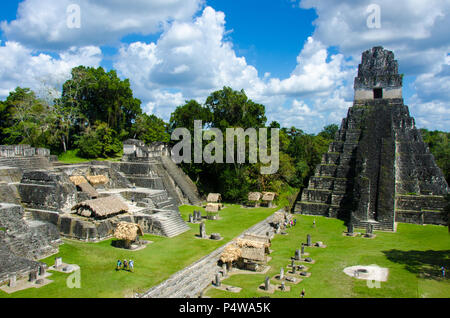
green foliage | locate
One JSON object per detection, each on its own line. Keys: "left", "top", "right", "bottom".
{"left": 169, "top": 100, "right": 211, "bottom": 135}
{"left": 76, "top": 122, "right": 123, "bottom": 159}
{"left": 60, "top": 66, "right": 142, "bottom": 134}
{"left": 1, "top": 87, "right": 52, "bottom": 147}
{"left": 205, "top": 86, "right": 266, "bottom": 130}
{"left": 420, "top": 129, "right": 450, "bottom": 184}
{"left": 318, "top": 124, "right": 339, "bottom": 140}
{"left": 168, "top": 87, "right": 338, "bottom": 202}
{"left": 130, "top": 113, "right": 170, "bottom": 145}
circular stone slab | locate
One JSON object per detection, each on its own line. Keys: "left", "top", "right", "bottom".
{"left": 343, "top": 265, "right": 389, "bottom": 282}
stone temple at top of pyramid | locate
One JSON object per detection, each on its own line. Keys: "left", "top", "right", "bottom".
{"left": 294, "top": 46, "right": 448, "bottom": 231}
{"left": 354, "top": 46, "right": 403, "bottom": 101}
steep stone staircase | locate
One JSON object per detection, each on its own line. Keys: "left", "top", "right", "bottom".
{"left": 148, "top": 211, "right": 191, "bottom": 238}
{"left": 160, "top": 156, "right": 202, "bottom": 206}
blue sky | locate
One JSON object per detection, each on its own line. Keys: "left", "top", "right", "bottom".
{"left": 0, "top": 0, "right": 448, "bottom": 133}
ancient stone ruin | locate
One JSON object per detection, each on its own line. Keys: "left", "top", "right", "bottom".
{"left": 294, "top": 46, "right": 449, "bottom": 230}
{"left": 0, "top": 140, "right": 200, "bottom": 245}
{"left": 0, "top": 140, "right": 203, "bottom": 286}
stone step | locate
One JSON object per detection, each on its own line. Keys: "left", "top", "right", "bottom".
{"left": 0, "top": 156, "right": 51, "bottom": 171}
{"left": 352, "top": 220, "right": 393, "bottom": 231}
{"left": 149, "top": 212, "right": 190, "bottom": 238}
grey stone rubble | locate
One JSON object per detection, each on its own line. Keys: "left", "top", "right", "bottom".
{"left": 139, "top": 210, "right": 279, "bottom": 298}
{"left": 294, "top": 46, "right": 449, "bottom": 230}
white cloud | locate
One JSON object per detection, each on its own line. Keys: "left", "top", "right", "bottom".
{"left": 3, "top": 1, "right": 447, "bottom": 133}
{"left": 1, "top": 0, "right": 203, "bottom": 50}
{"left": 296, "top": 0, "right": 450, "bottom": 130}
{"left": 408, "top": 55, "right": 450, "bottom": 130}
{"left": 266, "top": 37, "right": 351, "bottom": 97}
{"left": 0, "top": 41, "right": 102, "bottom": 99}
{"left": 114, "top": 7, "right": 352, "bottom": 132}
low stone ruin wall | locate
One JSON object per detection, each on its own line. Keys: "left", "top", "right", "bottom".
{"left": 28, "top": 209, "right": 168, "bottom": 242}
{"left": 0, "top": 145, "right": 50, "bottom": 158}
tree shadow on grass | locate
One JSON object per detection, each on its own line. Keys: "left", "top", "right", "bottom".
{"left": 383, "top": 249, "right": 450, "bottom": 281}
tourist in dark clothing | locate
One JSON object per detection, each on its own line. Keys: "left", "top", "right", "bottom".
{"left": 300, "top": 289, "right": 306, "bottom": 298}
{"left": 123, "top": 259, "right": 128, "bottom": 271}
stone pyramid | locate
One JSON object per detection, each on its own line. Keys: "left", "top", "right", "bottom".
{"left": 294, "top": 46, "right": 449, "bottom": 231}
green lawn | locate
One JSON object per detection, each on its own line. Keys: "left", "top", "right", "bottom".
{"left": 205, "top": 215, "right": 450, "bottom": 298}
{"left": 0, "top": 204, "right": 278, "bottom": 298}
{"left": 57, "top": 149, "right": 123, "bottom": 164}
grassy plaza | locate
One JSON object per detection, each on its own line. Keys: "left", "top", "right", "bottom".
{"left": 2, "top": 204, "right": 448, "bottom": 298}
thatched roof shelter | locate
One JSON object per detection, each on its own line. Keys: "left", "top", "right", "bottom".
{"left": 86, "top": 175, "right": 109, "bottom": 186}
{"left": 69, "top": 176, "right": 88, "bottom": 186}
{"left": 78, "top": 182, "right": 99, "bottom": 199}
{"left": 272, "top": 211, "right": 288, "bottom": 224}
{"left": 241, "top": 247, "right": 266, "bottom": 262}
{"left": 206, "top": 203, "right": 221, "bottom": 212}
{"left": 262, "top": 192, "right": 277, "bottom": 201}
{"left": 207, "top": 193, "right": 221, "bottom": 203}
{"left": 236, "top": 238, "right": 265, "bottom": 249}
{"left": 72, "top": 195, "right": 128, "bottom": 219}
{"left": 242, "top": 234, "right": 271, "bottom": 245}
{"left": 220, "top": 244, "right": 242, "bottom": 263}
{"left": 114, "top": 222, "right": 144, "bottom": 241}
{"left": 248, "top": 192, "right": 262, "bottom": 201}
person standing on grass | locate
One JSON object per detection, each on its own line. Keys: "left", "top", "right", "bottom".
{"left": 442, "top": 266, "right": 446, "bottom": 278}
{"left": 313, "top": 219, "right": 316, "bottom": 228}
{"left": 300, "top": 289, "right": 305, "bottom": 298}
{"left": 129, "top": 260, "right": 134, "bottom": 272}
{"left": 116, "top": 259, "right": 122, "bottom": 271}
{"left": 123, "top": 259, "right": 128, "bottom": 271}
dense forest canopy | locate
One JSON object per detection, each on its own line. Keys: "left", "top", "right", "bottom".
{"left": 0, "top": 65, "right": 448, "bottom": 202}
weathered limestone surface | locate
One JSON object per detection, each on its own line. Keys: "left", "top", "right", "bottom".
{"left": 0, "top": 203, "right": 60, "bottom": 284}
{"left": 116, "top": 140, "right": 201, "bottom": 206}
{"left": 294, "top": 47, "right": 448, "bottom": 230}
{"left": 18, "top": 171, "right": 78, "bottom": 212}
